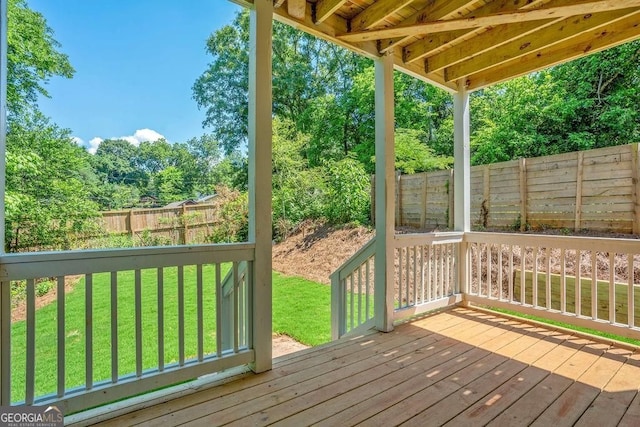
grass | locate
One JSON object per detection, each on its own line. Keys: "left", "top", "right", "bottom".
{"left": 10, "top": 268, "right": 332, "bottom": 403}
{"left": 488, "top": 307, "right": 640, "bottom": 347}
{"left": 272, "top": 272, "right": 331, "bottom": 346}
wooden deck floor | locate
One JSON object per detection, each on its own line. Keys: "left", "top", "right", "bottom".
{"left": 97, "top": 307, "right": 640, "bottom": 426}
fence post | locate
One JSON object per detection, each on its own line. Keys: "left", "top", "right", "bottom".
{"left": 448, "top": 169, "right": 455, "bottom": 229}
{"left": 127, "top": 209, "right": 134, "bottom": 238}
{"left": 420, "top": 172, "right": 428, "bottom": 228}
{"left": 483, "top": 165, "right": 490, "bottom": 228}
{"left": 519, "top": 158, "right": 527, "bottom": 231}
{"left": 182, "top": 204, "right": 188, "bottom": 245}
{"left": 395, "top": 171, "right": 402, "bottom": 227}
{"left": 632, "top": 143, "right": 640, "bottom": 234}
{"left": 370, "top": 175, "right": 375, "bottom": 224}
{"left": 575, "top": 151, "right": 584, "bottom": 231}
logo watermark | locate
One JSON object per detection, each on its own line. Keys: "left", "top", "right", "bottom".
{"left": 0, "top": 406, "right": 63, "bottom": 427}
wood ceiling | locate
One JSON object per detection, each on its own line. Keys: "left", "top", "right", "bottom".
{"left": 234, "top": 0, "right": 640, "bottom": 93}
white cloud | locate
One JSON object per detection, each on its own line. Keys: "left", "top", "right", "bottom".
{"left": 88, "top": 137, "right": 103, "bottom": 155}
{"left": 71, "top": 136, "right": 84, "bottom": 146}
{"left": 130, "top": 128, "right": 164, "bottom": 144}
{"left": 84, "top": 129, "right": 165, "bottom": 154}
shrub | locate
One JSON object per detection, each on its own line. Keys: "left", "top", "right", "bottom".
{"left": 208, "top": 186, "right": 248, "bottom": 243}
{"left": 324, "top": 158, "right": 370, "bottom": 225}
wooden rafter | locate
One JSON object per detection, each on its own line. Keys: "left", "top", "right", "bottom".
{"left": 444, "top": 8, "right": 640, "bottom": 81}
{"left": 349, "top": 0, "right": 413, "bottom": 33}
{"left": 377, "top": 0, "right": 473, "bottom": 53}
{"left": 287, "top": 0, "right": 307, "bottom": 19}
{"left": 242, "top": 0, "right": 640, "bottom": 92}
{"left": 314, "top": 0, "right": 349, "bottom": 24}
{"left": 402, "top": 0, "right": 551, "bottom": 64}
{"left": 424, "top": 20, "right": 554, "bottom": 72}
{"left": 338, "top": 0, "right": 640, "bottom": 42}
{"left": 465, "top": 12, "right": 640, "bottom": 90}
{"left": 403, "top": 30, "right": 471, "bottom": 64}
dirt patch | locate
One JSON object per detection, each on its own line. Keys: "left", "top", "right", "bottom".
{"left": 272, "top": 334, "right": 310, "bottom": 358}
{"left": 11, "top": 275, "right": 83, "bottom": 323}
{"left": 272, "top": 221, "right": 374, "bottom": 284}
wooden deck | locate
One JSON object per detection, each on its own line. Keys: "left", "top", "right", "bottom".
{"left": 97, "top": 307, "right": 640, "bottom": 426}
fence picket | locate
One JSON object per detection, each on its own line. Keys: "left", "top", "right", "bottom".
{"left": 384, "top": 144, "right": 640, "bottom": 233}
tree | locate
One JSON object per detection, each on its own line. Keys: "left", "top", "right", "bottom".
{"left": 7, "top": 0, "right": 74, "bottom": 117}
{"left": 470, "top": 41, "right": 640, "bottom": 165}
{"left": 6, "top": 112, "right": 100, "bottom": 251}
{"left": 93, "top": 139, "right": 146, "bottom": 186}
{"left": 193, "top": 10, "right": 372, "bottom": 154}
{"left": 271, "top": 118, "right": 325, "bottom": 229}
{"left": 324, "top": 158, "right": 370, "bottom": 225}
{"left": 5, "top": 0, "right": 104, "bottom": 250}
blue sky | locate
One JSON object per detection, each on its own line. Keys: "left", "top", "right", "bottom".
{"left": 30, "top": 0, "right": 241, "bottom": 153}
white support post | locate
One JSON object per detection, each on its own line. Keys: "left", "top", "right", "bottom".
{"left": 248, "top": 0, "right": 273, "bottom": 373}
{"left": 453, "top": 89, "right": 471, "bottom": 297}
{"left": 0, "top": 0, "right": 8, "bottom": 405}
{"left": 374, "top": 53, "right": 395, "bottom": 333}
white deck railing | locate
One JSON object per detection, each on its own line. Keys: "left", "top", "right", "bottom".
{"left": 331, "top": 232, "right": 464, "bottom": 339}
{"left": 0, "top": 243, "right": 254, "bottom": 414}
{"left": 393, "top": 232, "right": 464, "bottom": 320}
{"left": 464, "top": 232, "right": 640, "bottom": 341}
{"left": 330, "top": 238, "right": 376, "bottom": 339}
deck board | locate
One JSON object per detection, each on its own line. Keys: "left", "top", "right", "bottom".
{"left": 95, "top": 307, "right": 640, "bottom": 427}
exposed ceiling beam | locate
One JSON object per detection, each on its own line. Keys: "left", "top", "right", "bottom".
{"left": 377, "top": 0, "right": 474, "bottom": 53}
{"left": 315, "top": 0, "right": 348, "bottom": 24}
{"left": 287, "top": 0, "right": 306, "bottom": 19}
{"left": 464, "top": 13, "right": 640, "bottom": 90}
{"left": 402, "top": 30, "right": 471, "bottom": 63}
{"left": 338, "top": 0, "right": 640, "bottom": 42}
{"left": 391, "top": 50, "right": 457, "bottom": 93}
{"left": 273, "top": 0, "right": 377, "bottom": 58}
{"left": 444, "top": 8, "right": 639, "bottom": 81}
{"left": 270, "top": 0, "right": 457, "bottom": 92}
{"left": 402, "top": 0, "right": 551, "bottom": 63}
{"left": 350, "top": 0, "right": 414, "bottom": 33}
{"left": 425, "top": 21, "right": 553, "bottom": 72}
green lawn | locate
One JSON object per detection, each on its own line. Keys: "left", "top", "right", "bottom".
{"left": 10, "top": 268, "right": 331, "bottom": 403}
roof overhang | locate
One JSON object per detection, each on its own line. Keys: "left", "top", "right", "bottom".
{"left": 232, "top": 0, "right": 640, "bottom": 93}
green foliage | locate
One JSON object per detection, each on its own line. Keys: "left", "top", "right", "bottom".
{"left": 92, "top": 183, "right": 140, "bottom": 210}
{"left": 394, "top": 129, "right": 453, "bottom": 174}
{"left": 272, "top": 118, "right": 326, "bottom": 233}
{"left": 6, "top": 112, "right": 101, "bottom": 251}
{"left": 7, "top": 2, "right": 640, "bottom": 249}
{"left": 10, "top": 279, "right": 54, "bottom": 306}
{"left": 208, "top": 187, "right": 248, "bottom": 243}
{"left": 5, "top": 0, "right": 102, "bottom": 251}
{"left": 6, "top": 0, "right": 74, "bottom": 117}
{"left": 471, "top": 42, "right": 640, "bottom": 165}
{"left": 324, "top": 158, "right": 370, "bottom": 225}
{"left": 155, "top": 166, "right": 187, "bottom": 203}
{"left": 93, "top": 139, "right": 145, "bottom": 185}
{"left": 89, "top": 133, "right": 234, "bottom": 208}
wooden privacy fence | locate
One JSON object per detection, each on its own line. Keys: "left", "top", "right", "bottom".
{"left": 101, "top": 204, "right": 219, "bottom": 245}
{"left": 379, "top": 143, "right": 640, "bottom": 234}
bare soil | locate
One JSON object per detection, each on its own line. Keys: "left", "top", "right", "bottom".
{"left": 272, "top": 333, "right": 310, "bottom": 358}
{"left": 11, "top": 275, "right": 82, "bottom": 323}
{"left": 272, "top": 220, "right": 374, "bottom": 285}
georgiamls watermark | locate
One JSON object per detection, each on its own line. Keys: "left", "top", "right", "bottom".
{"left": 0, "top": 406, "right": 63, "bottom": 427}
